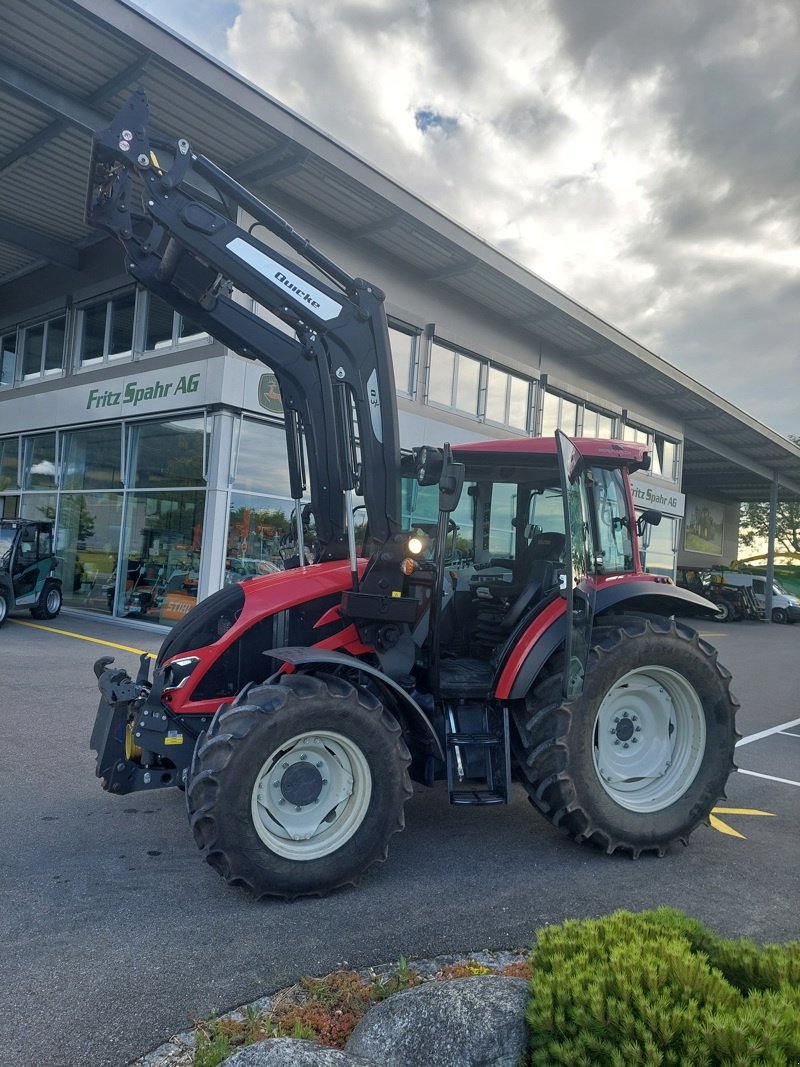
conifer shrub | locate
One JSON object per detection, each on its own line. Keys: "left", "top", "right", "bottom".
{"left": 526, "top": 907, "right": 800, "bottom": 1066}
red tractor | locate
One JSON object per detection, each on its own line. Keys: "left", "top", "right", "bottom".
{"left": 88, "top": 93, "right": 737, "bottom": 898}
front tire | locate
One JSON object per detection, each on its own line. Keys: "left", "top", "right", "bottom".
{"left": 30, "top": 580, "right": 62, "bottom": 619}
{"left": 772, "top": 607, "right": 787, "bottom": 624}
{"left": 0, "top": 590, "right": 7, "bottom": 627}
{"left": 512, "top": 618, "right": 738, "bottom": 857}
{"left": 714, "top": 600, "right": 731, "bottom": 622}
{"left": 186, "top": 672, "right": 412, "bottom": 898}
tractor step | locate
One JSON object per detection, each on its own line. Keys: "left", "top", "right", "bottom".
{"left": 446, "top": 706, "right": 511, "bottom": 806}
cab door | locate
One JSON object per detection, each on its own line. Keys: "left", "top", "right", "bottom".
{"left": 12, "top": 525, "right": 40, "bottom": 603}
{"left": 555, "top": 431, "right": 596, "bottom": 700}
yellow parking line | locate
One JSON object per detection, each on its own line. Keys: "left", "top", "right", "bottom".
{"left": 8, "top": 618, "right": 154, "bottom": 657}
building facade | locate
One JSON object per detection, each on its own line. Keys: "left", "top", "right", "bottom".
{"left": 1, "top": 0, "right": 797, "bottom": 629}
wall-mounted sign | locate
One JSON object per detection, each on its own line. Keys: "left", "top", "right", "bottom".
{"left": 629, "top": 477, "right": 685, "bottom": 517}
{"left": 86, "top": 372, "right": 200, "bottom": 411}
{"left": 257, "top": 372, "right": 283, "bottom": 414}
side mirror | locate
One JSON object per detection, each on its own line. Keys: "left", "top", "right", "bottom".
{"left": 636, "top": 509, "right": 662, "bottom": 536}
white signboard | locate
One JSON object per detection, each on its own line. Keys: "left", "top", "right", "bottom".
{"left": 629, "top": 477, "right": 685, "bottom": 517}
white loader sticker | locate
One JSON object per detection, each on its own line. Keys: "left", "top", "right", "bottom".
{"left": 227, "top": 238, "right": 342, "bottom": 321}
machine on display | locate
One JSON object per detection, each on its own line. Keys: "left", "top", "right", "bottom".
{"left": 0, "top": 519, "right": 63, "bottom": 627}
{"left": 87, "top": 93, "right": 738, "bottom": 898}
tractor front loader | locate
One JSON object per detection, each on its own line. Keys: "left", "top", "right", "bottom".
{"left": 87, "top": 92, "right": 737, "bottom": 899}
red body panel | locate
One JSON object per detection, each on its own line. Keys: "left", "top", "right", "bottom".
{"left": 162, "top": 559, "right": 370, "bottom": 716}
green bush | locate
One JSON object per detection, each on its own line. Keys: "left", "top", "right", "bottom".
{"left": 526, "top": 907, "right": 800, "bottom": 1066}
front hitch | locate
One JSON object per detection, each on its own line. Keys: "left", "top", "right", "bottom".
{"left": 90, "top": 654, "right": 192, "bottom": 794}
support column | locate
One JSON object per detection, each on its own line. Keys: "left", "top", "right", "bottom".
{"left": 764, "top": 474, "right": 778, "bottom": 622}
{"left": 198, "top": 411, "right": 236, "bottom": 602}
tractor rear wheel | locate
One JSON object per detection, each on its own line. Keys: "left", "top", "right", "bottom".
{"left": 30, "top": 580, "right": 62, "bottom": 619}
{"left": 186, "top": 672, "right": 412, "bottom": 898}
{"left": 512, "top": 618, "right": 738, "bottom": 856}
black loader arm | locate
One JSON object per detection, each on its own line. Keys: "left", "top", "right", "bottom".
{"left": 85, "top": 90, "right": 402, "bottom": 561}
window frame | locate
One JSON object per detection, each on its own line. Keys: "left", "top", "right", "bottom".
{"left": 16, "top": 313, "right": 67, "bottom": 382}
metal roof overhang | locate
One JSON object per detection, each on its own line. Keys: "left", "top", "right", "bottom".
{"left": 1, "top": 0, "right": 799, "bottom": 504}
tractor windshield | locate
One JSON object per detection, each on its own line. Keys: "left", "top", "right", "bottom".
{"left": 0, "top": 527, "right": 14, "bottom": 571}
{"left": 588, "top": 466, "right": 634, "bottom": 573}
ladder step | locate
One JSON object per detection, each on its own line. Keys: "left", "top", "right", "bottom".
{"left": 447, "top": 732, "right": 503, "bottom": 747}
{"left": 450, "top": 789, "right": 507, "bottom": 806}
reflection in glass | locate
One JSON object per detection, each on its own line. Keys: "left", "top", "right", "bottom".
{"left": 56, "top": 492, "right": 123, "bottom": 611}
{"left": 233, "top": 420, "right": 292, "bottom": 495}
{"left": 117, "top": 489, "right": 205, "bottom": 624}
{"left": 130, "top": 418, "right": 207, "bottom": 489}
{"left": 0, "top": 438, "right": 18, "bottom": 491}
{"left": 226, "top": 492, "right": 299, "bottom": 580}
{"left": 62, "top": 426, "right": 122, "bottom": 490}
{"left": 24, "top": 435, "right": 57, "bottom": 489}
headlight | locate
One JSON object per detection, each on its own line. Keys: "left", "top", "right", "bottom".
{"left": 163, "top": 656, "right": 199, "bottom": 690}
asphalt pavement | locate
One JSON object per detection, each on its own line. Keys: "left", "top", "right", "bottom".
{"left": 1, "top": 611, "right": 798, "bottom": 1067}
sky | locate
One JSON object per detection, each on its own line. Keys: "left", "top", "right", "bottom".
{"left": 131, "top": 0, "right": 799, "bottom": 438}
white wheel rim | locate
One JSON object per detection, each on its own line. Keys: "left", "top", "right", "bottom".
{"left": 251, "top": 730, "right": 372, "bottom": 860}
{"left": 45, "top": 588, "right": 60, "bottom": 613}
{"left": 592, "top": 665, "right": 706, "bottom": 812}
{"left": 0, "top": 596, "right": 6, "bottom": 623}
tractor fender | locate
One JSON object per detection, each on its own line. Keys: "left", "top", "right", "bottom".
{"left": 265, "top": 645, "right": 444, "bottom": 761}
{"left": 499, "top": 581, "right": 718, "bottom": 701}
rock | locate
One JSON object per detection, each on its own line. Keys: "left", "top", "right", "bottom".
{"left": 345, "top": 975, "right": 529, "bottom": 1067}
{"left": 221, "top": 1037, "right": 377, "bottom": 1066}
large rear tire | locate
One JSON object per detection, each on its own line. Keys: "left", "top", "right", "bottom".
{"left": 186, "top": 672, "right": 412, "bottom": 898}
{"left": 511, "top": 618, "right": 738, "bottom": 856}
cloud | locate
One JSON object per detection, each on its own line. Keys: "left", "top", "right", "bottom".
{"left": 141, "top": 0, "right": 800, "bottom": 435}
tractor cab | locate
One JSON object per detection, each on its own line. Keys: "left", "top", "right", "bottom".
{"left": 0, "top": 519, "right": 63, "bottom": 627}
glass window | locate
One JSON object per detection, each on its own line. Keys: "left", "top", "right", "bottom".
{"left": 233, "top": 420, "right": 292, "bottom": 495}
{"left": 130, "top": 417, "right": 207, "bottom": 489}
{"left": 584, "top": 406, "right": 616, "bottom": 438}
{"left": 623, "top": 423, "right": 651, "bottom": 446}
{"left": 226, "top": 492, "right": 300, "bottom": 580}
{"left": 78, "top": 291, "right": 136, "bottom": 365}
{"left": 485, "top": 368, "right": 505, "bottom": 424}
{"left": 540, "top": 392, "right": 578, "bottom": 436}
{"left": 56, "top": 492, "right": 123, "bottom": 612}
{"left": 145, "top": 293, "right": 174, "bottom": 350}
{"left": 23, "top": 434, "right": 57, "bottom": 489}
{"left": 62, "top": 426, "right": 123, "bottom": 490}
{"left": 0, "top": 438, "right": 19, "bottom": 490}
{"left": 640, "top": 514, "right": 676, "bottom": 576}
{"left": 486, "top": 366, "right": 531, "bottom": 431}
{"left": 427, "top": 342, "right": 483, "bottom": 416}
{"left": 21, "top": 323, "right": 44, "bottom": 379}
{"left": 389, "top": 326, "right": 417, "bottom": 396}
{"left": 144, "top": 292, "right": 207, "bottom": 352}
{"left": 652, "top": 435, "right": 678, "bottom": 481}
{"left": 590, "top": 467, "right": 634, "bottom": 573}
{"left": 0, "top": 332, "right": 16, "bottom": 387}
{"left": 454, "top": 354, "right": 481, "bottom": 415}
{"left": 427, "top": 342, "right": 455, "bottom": 406}
{"left": 508, "top": 374, "right": 531, "bottom": 431}
{"left": 117, "top": 489, "right": 205, "bottom": 623}
{"left": 18, "top": 316, "right": 64, "bottom": 380}
{"left": 19, "top": 492, "right": 57, "bottom": 527}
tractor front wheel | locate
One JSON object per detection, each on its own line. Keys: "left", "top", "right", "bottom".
{"left": 186, "top": 672, "right": 412, "bottom": 898}
{"left": 512, "top": 618, "right": 738, "bottom": 856}
{"left": 0, "top": 590, "right": 7, "bottom": 627}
